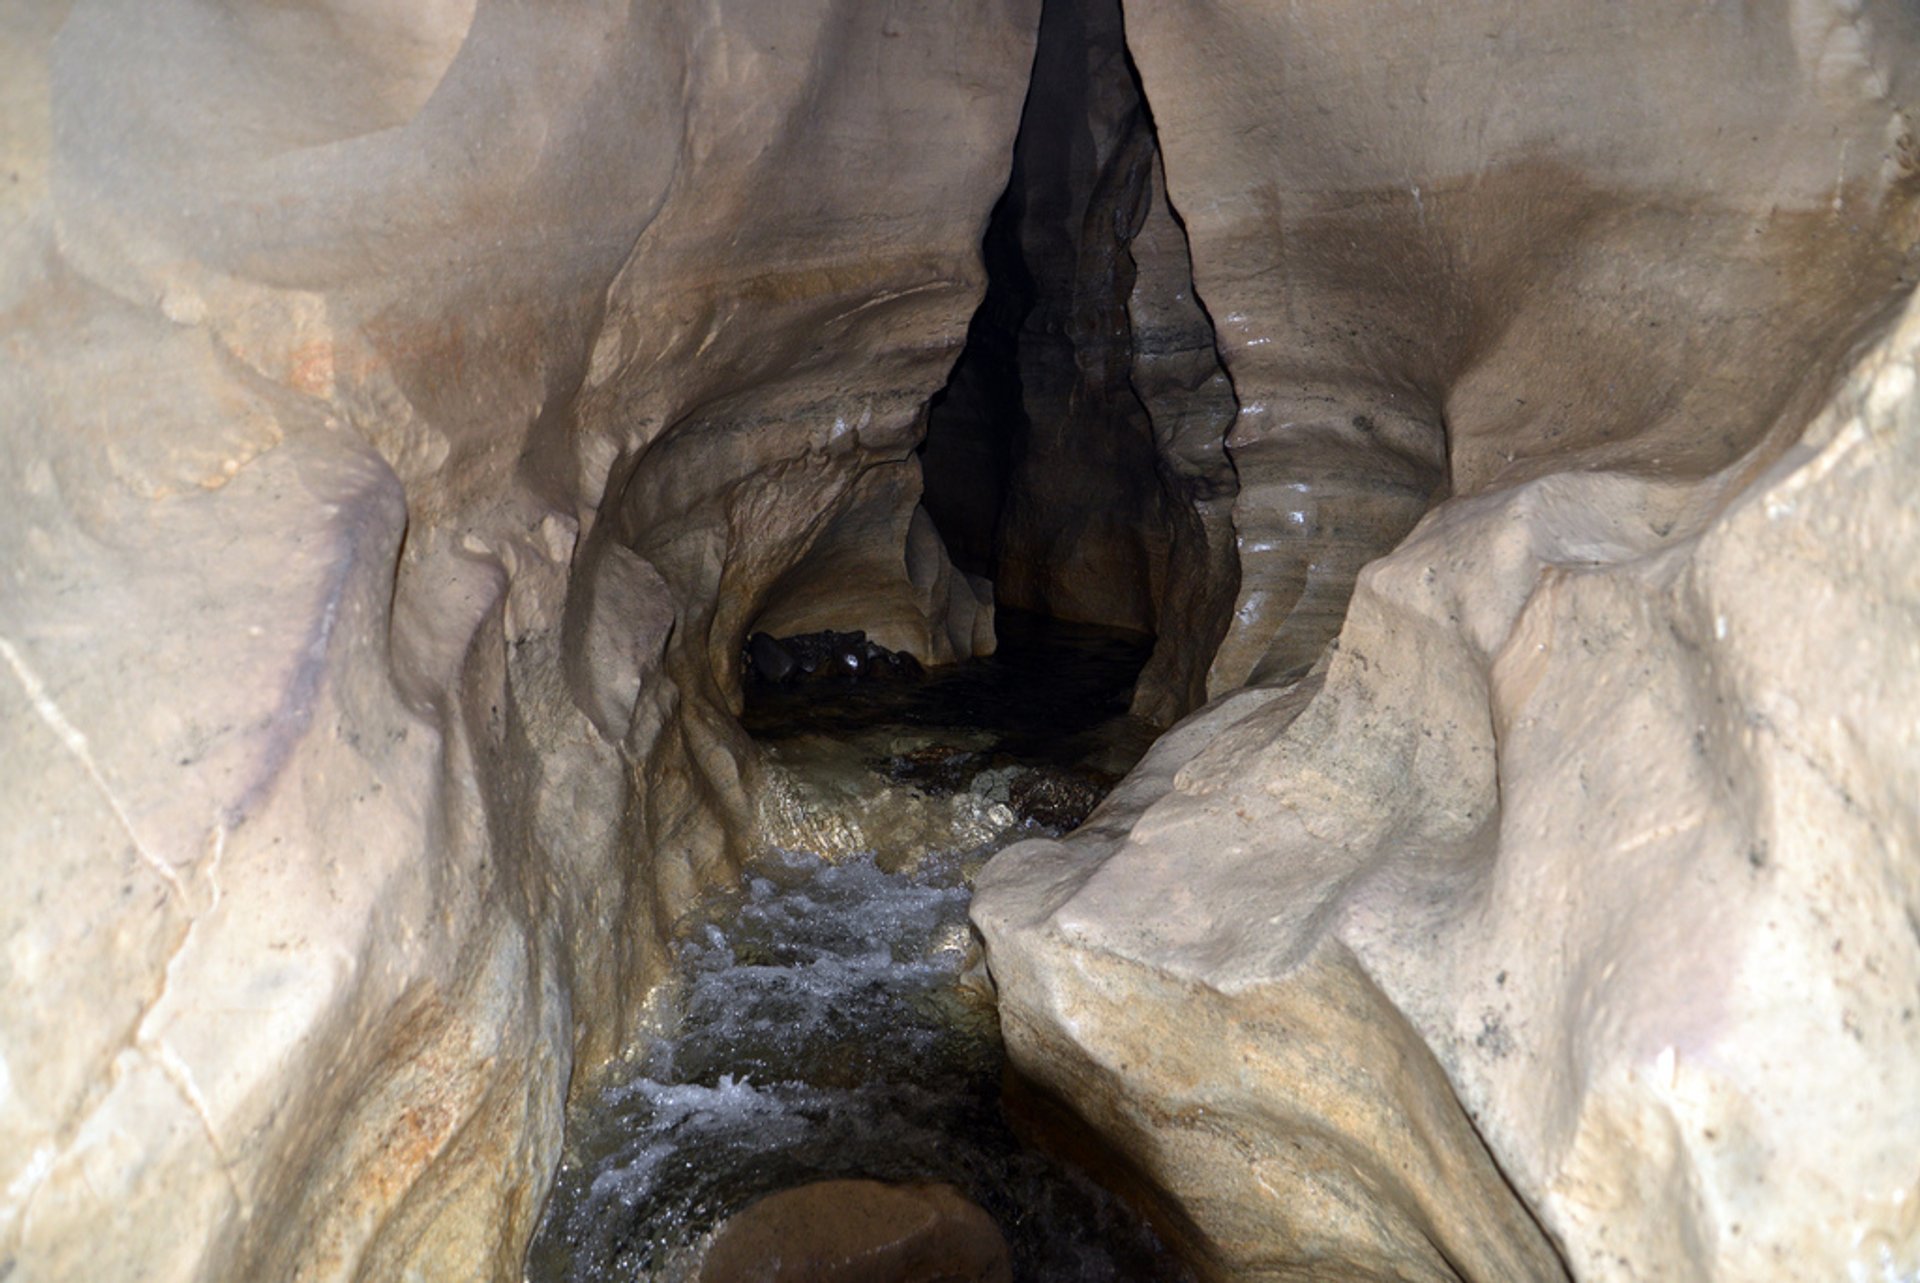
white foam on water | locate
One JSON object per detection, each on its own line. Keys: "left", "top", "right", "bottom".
{"left": 527, "top": 848, "right": 1185, "bottom": 1282}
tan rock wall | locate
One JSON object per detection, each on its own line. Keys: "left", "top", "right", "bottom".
{"left": 0, "top": 2, "right": 1038, "bottom": 1277}
{"left": 1124, "top": 0, "right": 1920, "bottom": 691}
{"left": 977, "top": 1, "right": 1920, "bottom": 1279}
{"left": 979, "top": 290, "right": 1920, "bottom": 1277}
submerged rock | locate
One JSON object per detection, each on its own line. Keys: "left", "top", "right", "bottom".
{"left": 1002, "top": 769, "right": 1109, "bottom": 832}
{"left": 746, "top": 630, "right": 925, "bottom": 688}
{"left": 879, "top": 744, "right": 987, "bottom": 796}
{"left": 696, "top": 1179, "right": 1012, "bottom": 1283}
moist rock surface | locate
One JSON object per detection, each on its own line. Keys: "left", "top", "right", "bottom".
{"left": 0, "top": 4, "right": 1040, "bottom": 1278}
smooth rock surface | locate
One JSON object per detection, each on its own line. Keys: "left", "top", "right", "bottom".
{"left": 696, "top": 1180, "right": 1012, "bottom": 1283}
{"left": 10, "top": 0, "right": 1920, "bottom": 1278}
{"left": 749, "top": 461, "right": 995, "bottom": 669}
{"left": 0, "top": 3, "right": 1039, "bottom": 1278}
{"left": 976, "top": 229, "right": 1920, "bottom": 1283}
{"left": 1123, "top": 0, "right": 1920, "bottom": 692}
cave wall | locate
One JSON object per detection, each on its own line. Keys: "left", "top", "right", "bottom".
{"left": 1130, "top": 0, "right": 1920, "bottom": 691}
{"left": 9, "top": 0, "right": 1920, "bottom": 1278}
{"left": 977, "top": 2, "right": 1920, "bottom": 1279}
{"left": 0, "top": 2, "right": 1038, "bottom": 1278}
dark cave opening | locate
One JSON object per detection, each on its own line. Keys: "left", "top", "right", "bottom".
{"left": 917, "top": 0, "right": 1241, "bottom": 729}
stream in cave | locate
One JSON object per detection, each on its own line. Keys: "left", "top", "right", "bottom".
{"left": 524, "top": 613, "right": 1190, "bottom": 1281}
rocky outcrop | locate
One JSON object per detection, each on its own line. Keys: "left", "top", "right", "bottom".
{"left": 978, "top": 290, "right": 1920, "bottom": 1277}
{"left": 0, "top": 3, "right": 1037, "bottom": 1278}
{"left": 976, "top": 3, "right": 1920, "bottom": 1277}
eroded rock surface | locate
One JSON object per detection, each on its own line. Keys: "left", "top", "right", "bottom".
{"left": 9, "top": 0, "right": 1920, "bottom": 1278}
{"left": 1123, "top": 0, "right": 1920, "bottom": 691}
{"left": 976, "top": 2, "right": 1920, "bottom": 1280}
{"left": 0, "top": 3, "right": 1038, "bottom": 1278}
{"left": 977, "top": 173, "right": 1920, "bottom": 1283}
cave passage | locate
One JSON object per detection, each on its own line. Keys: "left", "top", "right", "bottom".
{"left": 731, "top": 0, "right": 1240, "bottom": 730}
{"left": 918, "top": 0, "right": 1170, "bottom": 636}
{"left": 525, "top": 1, "right": 1215, "bottom": 1273}
{"left": 525, "top": 612, "right": 1178, "bottom": 1279}
{"left": 741, "top": 610, "right": 1156, "bottom": 775}
{"left": 14, "top": 0, "right": 1920, "bottom": 1275}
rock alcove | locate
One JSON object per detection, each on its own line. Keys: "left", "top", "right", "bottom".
{"left": 3, "top": 1, "right": 1919, "bottom": 1281}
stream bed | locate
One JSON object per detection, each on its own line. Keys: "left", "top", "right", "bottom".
{"left": 524, "top": 614, "right": 1189, "bottom": 1281}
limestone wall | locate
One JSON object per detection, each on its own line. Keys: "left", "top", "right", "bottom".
{"left": 8, "top": 0, "right": 1920, "bottom": 1277}
{"left": 976, "top": 2, "right": 1920, "bottom": 1278}
{"left": 1125, "top": 0, "right": 1920, "bottom": 691}
{"left": 0, "top": 3, "right": 1038, "bottom": 1277}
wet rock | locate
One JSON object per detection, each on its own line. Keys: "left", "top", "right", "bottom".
{"left": 696, "top": 1179, "right": 1012, "bottom": 1283}
{"left": 754, "top": 735, "right": 1020, "bottom": 869}
{"left": 1004, "top": 769, "right": 1109, "bottom": 832}
{"left": 878, "top": 745, "right": 985, "bottom": 797}
{"left": 748, "top": 632, "right": 802, "bottom": 684}
{"left": 966, "top": 765, "right": 1112, "bottom": 832}
{"left": 968, "top": 766, "right": 1019, "bottom": 808}
{"left": 748, "top": 630, "right": 926, "bottom": 688}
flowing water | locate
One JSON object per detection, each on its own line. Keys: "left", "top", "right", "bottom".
{"left": 524, "top": 614, "right": 1189, "bottom": 1281}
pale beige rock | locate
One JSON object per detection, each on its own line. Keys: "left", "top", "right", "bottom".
{"left": 0, "top": 2, "right": 1039, "bottom": 1279}
{"left": 696, "top": 1180, "right": 1011, "bottom": 1283}
{"left": 976, "top": 682, "right": 1574, "bottom": 1283}
{"left": 11, "top": 0, "right": 1920, "bottom": 1279}
{"left": 976, "top": 229, "right": 1920, "bottom": 1283}
{"left": 974, "top": 5, "right": 1920, "bottom": 1278}
{"left": 1121, "top": 0, "right": 1920, "bottom": 694}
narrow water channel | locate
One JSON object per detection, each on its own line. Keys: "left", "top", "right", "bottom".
{"left": 524, "top": 614, "right": 1189, "bottom": 1281}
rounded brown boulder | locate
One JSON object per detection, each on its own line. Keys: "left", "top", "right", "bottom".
{"left": 696, "top": 1180, "right": 1012, "bottom": 1283}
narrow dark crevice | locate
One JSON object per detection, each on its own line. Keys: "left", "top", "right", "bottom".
{"left": 918, "top": 0, "right": 1240, "bottom": 727}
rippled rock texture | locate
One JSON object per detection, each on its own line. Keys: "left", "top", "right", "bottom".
{"left": 977, "top": 3, "right": 1920, "bottom": 1278}
{"left": 0, "top": 3, "right": 1037, "bottom": 1278}
{"left": 9, "top": 0, "right": 1920, "bottom": 1278}
{"left": 1129, "top": 0, "right": 1920, "bottom": 692}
